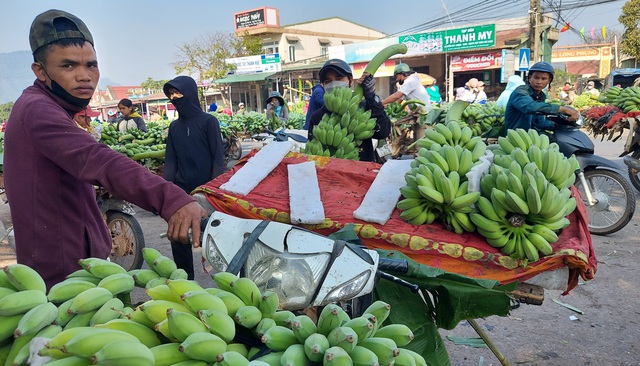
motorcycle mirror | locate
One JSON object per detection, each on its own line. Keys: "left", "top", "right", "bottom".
{"left": 286, "top": 133, "right": 308, "bottom": 143}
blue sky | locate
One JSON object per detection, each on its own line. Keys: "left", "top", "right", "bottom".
{"left": 0, "top": 0, "right": 627, "bottom": 85}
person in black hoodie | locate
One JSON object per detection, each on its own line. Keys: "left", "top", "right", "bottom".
{"left": 163, "top": 76, "right": 225, "bottom": 279}
{"left": 308, "top": 59, "right": 390, "bottom": 162}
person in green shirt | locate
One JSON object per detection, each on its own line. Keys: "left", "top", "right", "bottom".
{"left": 425, "top": 80, "right": 441, "bottom": 104}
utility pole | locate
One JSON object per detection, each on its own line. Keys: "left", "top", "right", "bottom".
{"left": 530, "top": 0, "right": 541, "bottom": 62}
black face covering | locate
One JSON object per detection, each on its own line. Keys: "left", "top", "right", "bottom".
{"left": 398, "top": 80, "right": 405, "bottom": 86}
{"left": 41, "top": 65, "right": 91, "bottom": 108}
{"left": 171, "top": 97, "right": 188, "bottom": 112}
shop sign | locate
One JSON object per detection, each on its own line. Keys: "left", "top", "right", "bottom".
{"left": 352, "top": 60, "right": 396, "bottom": 79}
{"left": 551, "top": 46, "right": 613, "bottom": 62}
{"left": 234, "top": 7, "right": 279, "bottom": 30}
{"left": 226, "top": 53, "right": 281, "bottom": 74}
{"left": 450, "top": 51, "right": 502, "bottom": 72}
{"left": 400, "top": 24, "right": 495, "bottom": 56}
{"left": 330, "top": 37, "right": 399, "bottom": 64}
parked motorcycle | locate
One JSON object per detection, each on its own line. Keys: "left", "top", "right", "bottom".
{"left": 613, "top": 114, "right": 640, "bottom": 192}
{"left": 200, "top": 211, "right": 416, "bottom": 311}
{"left": 252, "top": 127, "right": 308, "bottom": 152}
{"left": 222, "top": 129, "right": 243, "bottom": 164}
{"left": 545, "top": 112, "right": 636, "bottom": 235}
{"left": 96, "top": 188, "right": 145, "bottom": 271}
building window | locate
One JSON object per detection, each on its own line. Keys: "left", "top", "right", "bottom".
{"left": 289, "top": 45, "right": 296, "bottom": 62}
{"left": 263, "top": 42, "right": 279, "bottom": 55}
{"left": 319, "top": 39, "right": 331, "bottom": 57}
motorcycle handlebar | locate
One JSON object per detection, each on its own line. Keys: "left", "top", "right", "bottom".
{"left": 378, "top": 258, "right": 409, "bottom": 273}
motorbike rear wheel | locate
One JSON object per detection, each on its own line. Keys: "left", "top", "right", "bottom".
{"left": 627, "top": 149, "right": 640, "bottom": 192}
{"left": 228, "top": 137, "right": 243, "bottom": 161}
{"left": 106, "top": 211, "right": 145, "bottom": 270}
{"left": 574, "top": 169, "right": 636, "bottom": 235}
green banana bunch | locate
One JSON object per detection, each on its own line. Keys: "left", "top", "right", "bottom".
{"left": 234, "top": 305, "right": 263, "bottom": 329}
{"left": 198, "top": 308, "right": 236, "bottom": 342}
{"left": 0, "top": 289, "right": 48, "bottom": 316}
{"left": 67, "top": 287, "right": 114, "bottom": 315}
{"left": 304, "top": 86, "right": 375, "bottom": 160}
{"left": 151, "top": 342, "right": 191, "bottom": 365}
{"left": 79, "top": 258, "right": 128, "bottom": 279}
{"left": 612, "top": 86, "right": 640, "bottom": 112}
{"left": 180, "top": 289, "right": 227, "bottom": 314}
{"left": 13, "top": 301, "right": 57, "bottom": 337}
{"left": 3, "top": 264, "right": 47, "bottom": 293}
{"left": 212, "top": 289, "right": 246, "bottom": 318}
{"left": 61, "top": 327, "right": 140, "bottom": 358}
{"left": 47, "top": 279, "right": 97, "bottom": 304}
{"left": 88, "top": 297, "right": 124, "bottom": 326}
{"left": 94, "top": 318, "right": 163, "bottom": 348}
{"left": 177, "top": 332, "right": 227, "bottom": 363}
{"left": 167, "top": 308, "right": 208, "bottom": 342}
{"left": 89, "top": 339, "right": 155, "bottom": 366}
{"left": 97, "top": 272, "right": 135, "bottom": 296}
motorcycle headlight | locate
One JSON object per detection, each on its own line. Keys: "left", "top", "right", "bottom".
{"left": 245, "top": 243, "right": 331, "bottom": 310}
{"left": 203, "top": 235, "right": 229, "bottom": 272}
{"left": 320, "top": 270, "right": 371, "bottom": 306}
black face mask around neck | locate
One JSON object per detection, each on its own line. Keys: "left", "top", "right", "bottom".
{"left": 40, "top": 65, "right": 91, "bottom": 109}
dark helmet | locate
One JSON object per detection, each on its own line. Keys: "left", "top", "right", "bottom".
{"left": 394, "top": 63, "right": 411, "bottom": 76}
{"left": 528, "top": 62, "right": 555, "bottom": 82}
{"left": 319, "top": 59, "right": 352, "bottom": 81}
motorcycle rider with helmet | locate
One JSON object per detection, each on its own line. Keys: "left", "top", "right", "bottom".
{"left": 308, "top": 58, "right": 391, "bottom": 162}
{"left": 504, "top": 61, "right": 579, "bottom": 136}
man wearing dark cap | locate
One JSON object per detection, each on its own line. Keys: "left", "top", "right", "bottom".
{"left": 4, "top": 9, "right": 207, "bottom": 289}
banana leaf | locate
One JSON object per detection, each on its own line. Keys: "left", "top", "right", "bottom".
{"left": 424, "top": 108, "right": 444, "bottom": 125}
{"left": 327, "top": 229, "right": 515, "bottom": 365}
{"left": 373, "top": 250, "right": 517, "bottom": 365}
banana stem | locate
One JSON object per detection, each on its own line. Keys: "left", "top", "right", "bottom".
{"left": 467, "top": 318, "right": 511, "bottom": 366}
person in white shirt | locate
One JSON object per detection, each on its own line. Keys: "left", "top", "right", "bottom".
{"left": 474, "top": 81, "right": 488, "bottom": 104}
{"left": 381, "top": 63, "right": 430, "bottom": 108}
{"left": 584, "top": 81, "right": 600, "bottom": 97}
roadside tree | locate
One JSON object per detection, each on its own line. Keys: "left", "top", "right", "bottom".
{"left": 172, "top": 31, "right": 262, "bottom": 106}
{"left": 619, "top": 0, "right": 640, "bottom": 62}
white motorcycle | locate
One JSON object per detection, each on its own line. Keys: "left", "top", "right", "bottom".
{"left": 200, "top": 211, "right": 416, "bottom": 311}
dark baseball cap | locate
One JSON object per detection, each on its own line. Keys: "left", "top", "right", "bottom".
{"left": 29, "top": 9, "right": 94, "bottom": 53}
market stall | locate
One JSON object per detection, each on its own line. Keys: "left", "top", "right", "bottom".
{"left": 195, "top": 150, "right": 596, "bottom": 295}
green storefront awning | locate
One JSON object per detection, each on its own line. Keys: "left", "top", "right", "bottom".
{"left": 212, "top": 72, "right": 277, "bottom": 84}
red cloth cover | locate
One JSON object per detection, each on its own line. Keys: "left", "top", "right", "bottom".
{"left": 196, "top": 151, "right": 597, "bottom": 294}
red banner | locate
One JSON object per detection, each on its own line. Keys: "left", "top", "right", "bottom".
{"left": 450, "top": 51, "right": 502, "bottom": 72}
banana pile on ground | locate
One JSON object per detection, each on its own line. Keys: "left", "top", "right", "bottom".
{"left": 601, "top": 86, "right": 623, "bottom": 104}
{"left": 0, "top": 248, "right": 426, "bottom": 365}
{"left": 398, "top": 121, "right": 486, "bottom": 233}
{"left": 610, "top": 86, "right": 640, "bottom": 113}
{"left": 385, "top": 102, "right": 409, "bottom": 121}
{"left": 471, "top": 128, "right": 579, "bottom": 262}
{"left": 100, "top": 122, "right": 167, "bottom": 162}
{"left": 303, "top": 87, "right": 377, "bottom": 160}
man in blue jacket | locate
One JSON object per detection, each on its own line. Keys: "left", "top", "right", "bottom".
{"left": 304, "top": 83, "right": 324, "bottom": 130}
{"left": 163, "top": 76, "right": 225, "bottom": 279}
{"left": 504, "top": 62, "right": 579, "bottom": 135}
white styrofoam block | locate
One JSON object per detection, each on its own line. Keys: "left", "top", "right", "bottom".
{"left": 220, "top": 141, "right": 294, "bottom": 195}
{"left": 288, "top": 162, "right": 325, "bottom": 224}
{"left": 353, "top": 159, "right": 414, "bottom": 225}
